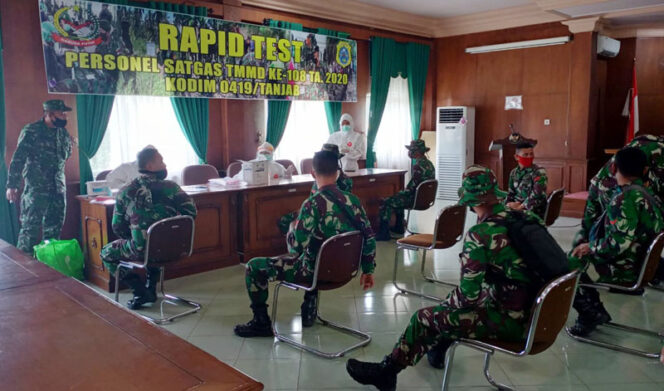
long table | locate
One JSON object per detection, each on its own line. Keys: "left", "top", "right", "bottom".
{"left": 0, "top": 240, "right": 263, "bottom": 391}
{"left": 78, "top": 169, "right": 405, "bottom": 291}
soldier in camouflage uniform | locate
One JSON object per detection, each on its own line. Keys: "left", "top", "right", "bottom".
{"left": 568, "top": 147, "right": 664, "bottom": 336}
{"left": 347, "top": 165, "right": 540, "bottom": 391}
{"left": 505, "top": 142, "right": 548, "bottom": 218}
{"left": 277, "top": 143, "right": 353, "bottom": 235}
{"left": 100, "top": 147, "right": 197, "bottom": 310}
{"left": 6, "top": 100, "right": 73, "bottom": 253}
{"left": 375, "top": 139, "right": 435, "bottom": 241}
{"left": 235, "top": 150, "right": 376, "bottom": 338}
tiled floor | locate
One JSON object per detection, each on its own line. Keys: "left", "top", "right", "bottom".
{"left": 91, "top": 212, "right": 664, "bottom": 391}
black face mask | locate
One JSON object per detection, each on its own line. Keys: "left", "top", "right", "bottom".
{"left": 52, "top": 117, "right": 67, "bottom": 127}
{"left": 139, "top": 169, "right": 168, "bottom": 180}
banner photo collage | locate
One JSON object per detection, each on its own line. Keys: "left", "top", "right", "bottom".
{"left": 39, "top": 0, "right": 358, "bottom": 101}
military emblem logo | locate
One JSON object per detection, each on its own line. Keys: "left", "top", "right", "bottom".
{"left": 336, "top": 41, "right": 352, "bottom": 68}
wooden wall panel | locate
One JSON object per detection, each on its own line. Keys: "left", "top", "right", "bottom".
{"left": 635, "top": 38, "right": 664, "bottom": 136}
{"left": 521, "top": 93, "right": 569, "bottom": 158}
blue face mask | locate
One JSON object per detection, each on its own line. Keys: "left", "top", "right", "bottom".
{"left": 341, "top": 125, "right": 351, "bottom": 132}
{"left": 258, "top": 153, "right": 273, "bottom": 161}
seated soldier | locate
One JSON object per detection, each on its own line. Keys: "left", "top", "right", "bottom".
{"left": 234, "top": 150, "right": 376, "bottom": 337}
{"left": 277, "top": 143, "right": 353, "bottom": 235}
{"left": 100, "top": 147, "right": 197, "bottom": 310}
{"left": 568, "top": 147, "right": 664, "bottom": 336}
{"left": 505, "top": 141, "right": 548, "bottom": 218}
{"left": 376, "top": 139, "right": 435, "bottom": 241}
{"left": 347, "top": 165, "right": 540, "bottom": 391}
{"left": 105, "top": 144, "right": 155, "bottom": 189}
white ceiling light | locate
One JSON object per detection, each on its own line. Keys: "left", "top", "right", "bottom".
{"left": 465, "top": 36, "right": 571, "bottom": 54}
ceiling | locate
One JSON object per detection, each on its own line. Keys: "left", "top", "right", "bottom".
{"left": 352, "top": 0, "right": 532, "bottom": 18}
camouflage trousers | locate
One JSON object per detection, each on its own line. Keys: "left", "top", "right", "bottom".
{"left": 568, "top": 251, "right": 639, "bottom": 285}
{"left": 17, "top": 189, "right": 66, "bottom": 253}
{"left": 379, "top": 191, "right": 412, "bottom": 227}
{"left": 245, "top": 255, "right": 312, "bottom": 306}
{"left": 100, "top": 238, "right": 142, "bottom": 274}
{"left": 390, "top": 304, "right": 526, "bottom": 367}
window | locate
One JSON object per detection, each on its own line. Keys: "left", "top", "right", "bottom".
{"left": 91, "top": 96, "right": 199, "bottom": 183}
{"left": 273, "top": 101, "right": 329, "bottom": 171}
{"left": 367, "top": 77, "right": 412, "bottom": 171}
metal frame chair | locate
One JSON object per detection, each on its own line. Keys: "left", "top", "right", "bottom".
{"left": 543, "top": 188, "right": 565, "bottom": 227}
{"left": 565, "top": 232, "right": 664, "bottom": 359}
{"left": 442, "top": 271, "right": 580, "bottom": 391}
{"left": 405, "top": 179, "right": 439, "bottom": 235}
{"left": 271, "top": 231, "right": 371, "bottom": 358}
{"left": 114, "top": 215, "right": 201, "bottom": 325}
{"left": 393, "top": 205, "right": 467, "bottom": 301}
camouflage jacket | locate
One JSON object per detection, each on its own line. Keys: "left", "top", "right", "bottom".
{"left": 287, "top": 184, "right": 376, "bottom": 274}
{"left": 112, "top": 174, "right": 197, "bottom": 253}
{"left": 445, "top": 204, "right": 534, "bottom": 321}
{"left": 577, "top": 135, "right": 664, "bottom": 244}
{"left": 583, "top": 179, "right": 664, "bottom": 283}
{"left": 312, "top": 172, "right": 353, "bottom": 193}
{"left": 506, "top": 164, "right": 548, "bottom": 217}
{"left": 405, "top": 156, "right": 435, "bottom": 195}
{"left": 7, "top": 119, "right": 72, "bottom": 193}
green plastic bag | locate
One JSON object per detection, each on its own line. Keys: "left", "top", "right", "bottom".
{"left": 33, "top": 239, "right": 85, "bottom": 280}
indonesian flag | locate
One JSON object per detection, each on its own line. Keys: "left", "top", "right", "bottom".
{"left": 622, "top": 61, "right": 639, "bottom": 143}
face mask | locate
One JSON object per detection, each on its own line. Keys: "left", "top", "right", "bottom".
{"left": 139, "top": 169, "right": 168, "bottom": 180}
{"left": 257, "top": 153, "right": 273, "bottom": 161}
{"left": 341, "top": 125, "right": 351, "bottom": 132}
{"left": 53, "top": 117, "right": 67, "bottom": 127}
{"left": 516, "top": 156, "right": 534, "bottom": 168}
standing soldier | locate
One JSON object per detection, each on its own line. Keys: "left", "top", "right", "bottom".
{"left": 376, "top": 139, "right": 435, "bottom": 241}
{"left": 346, "top": 166, "right": 540, "bottom": 390}
{"left": 100, "top": 147, "right": 197, "bottom": 310}
{"left": 6, "top": 100, "right": 73, "bottom": 253}
{"left": 568, "top": 147, "right": 664, "bottom": 336}
{"left": 235, "top": 150, "right": 376, "bottom": 337}
{"left": 505, "top": 141, "right": 548, "bottom": 218}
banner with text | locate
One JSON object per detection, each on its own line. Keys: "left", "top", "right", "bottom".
{"left": 39, "top": 0, "right": 357, "bottom": 101}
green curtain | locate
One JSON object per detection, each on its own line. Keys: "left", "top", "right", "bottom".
{"left": 77, "top": 95, "right": 115, "bottom": 194}
{"left": 0, "top": 17, "right": 18, "bottom": 244}
{"left": 366, "top": 37, "right": 398, "bottom": 167}
{"left": 171, "top": 98, "right": 209, "bottom": 163}
{"left": 265, "top": 20, "right": 303, "bottom": 148}
{"left": 405, "top": 43, "right": 430, "bottom": 140}
{"left": 319, "top": 28, "right": 351, "bottom": 134}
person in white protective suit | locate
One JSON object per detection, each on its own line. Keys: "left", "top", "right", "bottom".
{"left": 326, "top": 113, "right": 365, "bottom": 172}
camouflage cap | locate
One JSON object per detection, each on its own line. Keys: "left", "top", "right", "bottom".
{"left": 43, "top": 99, "right": 72, "bottom": 112}
{"left": 321, "top": 143, "right": 344, "bottom": 158}
{"left": 405, "top": 139, "right": 430, "bottom": 153}
{"left": 457, "top": 165, "right": 507, "bottom": 207}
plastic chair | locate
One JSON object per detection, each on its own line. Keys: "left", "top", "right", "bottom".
{"left": 442, "top": 271, "right": 580, "bottom": 391}
{"left": 96, "top": 170, "right": 111, "bottom": 181}
{"left": 405, "top": 179, "right": 438, "bottom": 234}
{"left": 181, "top": 164, "right": 219, "bottom": 185}
{"left": 275, "top": 159, "right": 297, "bottom": 175}
{"left": 565, "top": 232, "right": 664, "bottom": 359}
{"left": 393, "top": 204, "right": 467, "bottom": 301}
{"left": 543, "top": 188, "right": 565, "bottom": 227}
{"left": 300, "top": 158, "right": 313, "bottom": 175}
{"left": 271, "top": 231, "right": 371, "bottom": 358}
{"left": 114, "top": 215, "right": 201, "bottom": 324}
{"left": 226, "top": 161, "right": 242, "bottom": 178}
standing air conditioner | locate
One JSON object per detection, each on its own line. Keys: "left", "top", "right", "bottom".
{"left": 436, "top": 106, "right": 475, "bottom": 200}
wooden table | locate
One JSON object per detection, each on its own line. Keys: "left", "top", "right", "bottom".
{"left": 0, "top": 240, "right": 263, "bottom": 391}
{"left": 78, "top": 169, "right": 405, "bottom": 291}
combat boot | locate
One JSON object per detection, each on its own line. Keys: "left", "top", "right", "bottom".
{"left": 144, "top": 267, "right": 161, "bottom": 301}
{"left": 122, "top": 273, "right": 154, "bottom": 310}
{"left": 426, "top": 338, "right": 454, "bottom": 369}
{"left": 375, "top": 221, "right": 391, "bottom": 241}
{"left": 346, "top": 355, "right": 403, "bottom": 391}
{"left": 301, "top": 289, "right": 318, "bottom": 328}
{"left": 234, "top": 304, "right": 274, "bottom": 337}
{"left": 569, "top": 303, "right": 612, "bottom": 337}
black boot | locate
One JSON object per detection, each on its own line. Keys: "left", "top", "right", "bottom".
{"left": 375, "top": 221, "right": 391, "bottom": 241}
{"left": 427, "top": 338, "right": 454, "bottom": 369}
{"left": 346, "top": 355, "right": 403, "bottom": 391}
{"left": 569, "top": 302, "right": 612, "bottom": 337}
{"left": 122, "top": 272, "right": 153, "bottom": 310}
{"left": 301, "top": 290, "right": 318, "bottom": 328}
{"left": 144, "top": 266, "right": 160, "bottom": 298}
{"left": 234, "top": 304, "right": 274, "bottom": 338}
{"left": 390, "top": 212, "right": 405, "bottom": 235}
